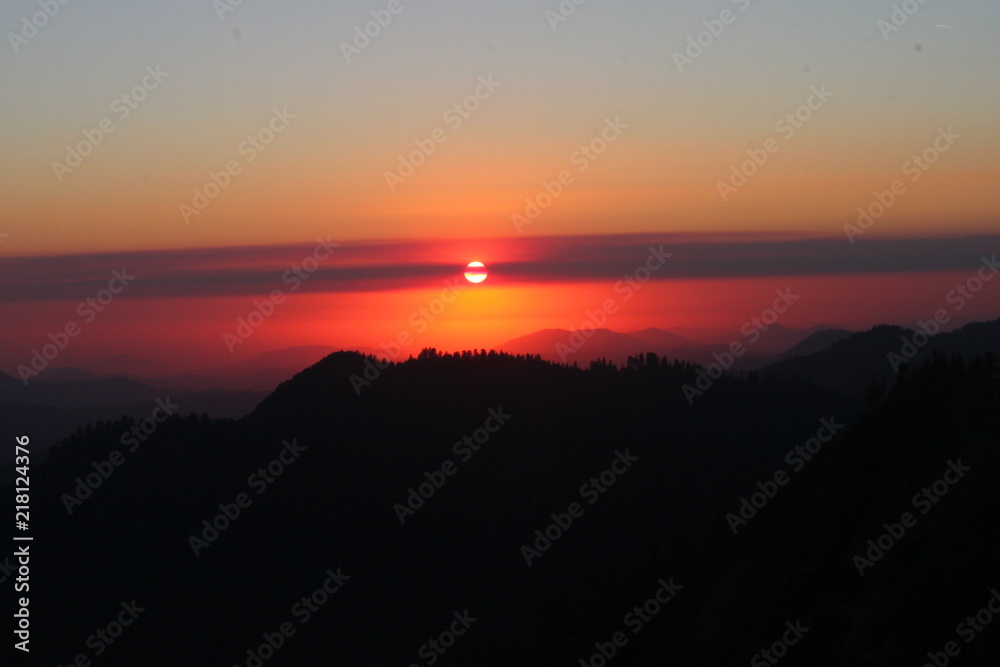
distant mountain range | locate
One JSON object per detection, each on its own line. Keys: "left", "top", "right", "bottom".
{"left": 0, "top": 344, "right": 369, "bottom": 474}
{"left": 6, "top": 319, "right": 998, "bottom": 480}
{"left": 0, "top": 373, "right": 268, "bottom": 476}
{"left": 79, "top": 345, "right": 344, "bottom": 392}
{"left": 761, "top": 319, "right": 1000, "bottom": 398}
{"left": 498, "top": 320, "right": 1000, "bottom": 393}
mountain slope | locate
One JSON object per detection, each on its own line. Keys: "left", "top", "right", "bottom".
{"left": 12, "top": 340, "right": 999, "bottom": 665}
{"left": 762, "top": 319, "right": 1000, "bottom": 399}
{"left": 19, "top": 349, "right": 859, "bottom": 664}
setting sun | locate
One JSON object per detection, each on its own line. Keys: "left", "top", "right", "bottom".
{"left": 464, "top": 261, "right": 488, "bottom": 284}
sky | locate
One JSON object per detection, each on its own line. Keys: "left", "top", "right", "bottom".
{"left": 1, "top": 0, "right": 999, "bottom": 372}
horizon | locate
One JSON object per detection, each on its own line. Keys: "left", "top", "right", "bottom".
{"left": 7, "top": 316, "right": 997, "bottom": 382}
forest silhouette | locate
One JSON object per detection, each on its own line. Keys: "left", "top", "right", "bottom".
{"left": 11, "top": 329, "right": 1000, "bottom": 665}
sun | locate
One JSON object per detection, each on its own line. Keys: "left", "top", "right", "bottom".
{"left": 464, "top": 261, "right": 488, "bottom": 284}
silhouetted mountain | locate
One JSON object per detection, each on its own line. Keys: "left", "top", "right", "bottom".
{"left": 762, "top": 319, "right": 1000, "bottom": 399}
{"left": 644, "top": 352, "right": 1000, "bottom": 665}
{"left": 10, "top": 331, "right": 999, "bottom": 665}
{"left": 730, "top": 328, "right": 853, "bottom": 372}
{"left": 61, "top": 346, "right": 346, "bottom": 393}
{"left": 0, "top": 372, "right": 267, "bottom": 474}
{"left": 227, "top": 345, "right": 341, "bottom": 375}
{"left": 1, "top": 375, "right": 262, "bottom": 415}
{"left": 29, "top": 366, "right": 101, "bottom": 383}
{"left": 0, "top": 375, "right": 167, "bottom": 407}
{"left": 0, "top": 401, "right": 134, "bottom": 470}
{"left": 924, "top": 318, "right": 1000, "bottom": 357}
{"left": 623, "top": 327, "right": 696, "bottom": 349}
{"left": 110, "top": 367, "right": 302, "bottom": 393}
{"left": 771, "top": 328, "right": 853, "bottom": 361}
{"left": 743, "top": 323, "right": 836, "bottom": 354}
{"left": 87, "top": 354, "right": 172, "bottom": 377}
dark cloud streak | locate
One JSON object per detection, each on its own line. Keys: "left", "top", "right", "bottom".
{"left": 1, "top": 233, "right": 996, "bottom": 302}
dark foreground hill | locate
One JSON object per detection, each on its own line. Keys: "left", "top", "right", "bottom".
{"left": 6, "top": 348, "right": 999, "bottom": 665}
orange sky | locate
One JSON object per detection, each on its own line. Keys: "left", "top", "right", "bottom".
{"left": 2, "top": 1, "right": 999, "bottom": 372}
{"left": 4, "top": 262, "right": 998, "bottom": 373}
